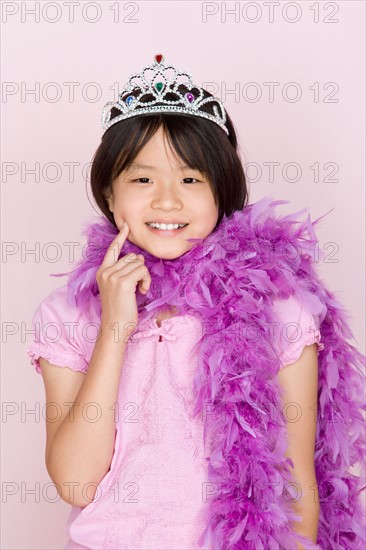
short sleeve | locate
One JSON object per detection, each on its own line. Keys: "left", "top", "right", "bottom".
{"left": 271, "top": 294, "right": 325, "bottom": 368}
{"left": 26, "top": 284, "right": 94, "bottom": 376}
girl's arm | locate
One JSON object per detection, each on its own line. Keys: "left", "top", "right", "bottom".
{"left": 276, "top": 343, "right": 320, "bottom": 548}
{"left": 43, "top": 322, "right": 128, "bottom": 508}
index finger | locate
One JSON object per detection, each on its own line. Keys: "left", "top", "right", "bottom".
{"left": 100, "top": 222, "right": 129, "bottom": 267}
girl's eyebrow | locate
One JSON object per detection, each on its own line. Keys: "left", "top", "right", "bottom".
{"left": 136, "top": 163, "right": 192, "bottom": 170}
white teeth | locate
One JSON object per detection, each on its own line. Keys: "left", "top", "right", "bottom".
{"left": 147, "top": 222, "right": 187, "bottom": 230}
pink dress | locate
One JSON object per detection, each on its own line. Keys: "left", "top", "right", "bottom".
{"left": 26, "top": 285, "right": 324, "bottom": 550}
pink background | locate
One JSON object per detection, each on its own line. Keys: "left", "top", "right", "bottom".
{"left": 2, "top": 1, "right": 365, "bottom": 548}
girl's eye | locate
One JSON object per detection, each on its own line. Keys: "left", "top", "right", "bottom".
{"left": 132, "top": 178, "right": 199, "bottom": 184}
{"left": 183, "top": 178, "right": 199, "bottom": 184}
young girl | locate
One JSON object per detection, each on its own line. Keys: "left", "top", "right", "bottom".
{"left": 27, "top": 54, "right": 365, "bottom": 550}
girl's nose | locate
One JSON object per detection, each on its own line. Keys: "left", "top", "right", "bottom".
{"left": 151, "top": 182, "right": 183, "bottom": 209}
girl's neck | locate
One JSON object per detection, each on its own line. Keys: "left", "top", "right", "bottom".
{"left": 155, "top": 305, "right": 179, "bottom": 327}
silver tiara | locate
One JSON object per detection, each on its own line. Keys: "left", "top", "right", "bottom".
{"left": 101, "top": 53, "right": 229, "bottom": 135}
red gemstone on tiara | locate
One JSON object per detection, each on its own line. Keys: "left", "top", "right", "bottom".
{"left": 155, "top": 54, "right": 163, "bottom": 64}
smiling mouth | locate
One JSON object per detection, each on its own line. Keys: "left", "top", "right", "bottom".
{"left": 145, "top": 222, "right": 188, "bottom": 227}
{"left": 145, "top": 223, "right": 189, "bottom": 236}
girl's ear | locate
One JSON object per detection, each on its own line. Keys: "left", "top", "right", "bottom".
{"left": 103, "top": 188, "right": 114, "bottom": 213}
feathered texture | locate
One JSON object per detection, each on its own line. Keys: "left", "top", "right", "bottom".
{"left": 51, "top": 196, "right": 366, "bottom": 549}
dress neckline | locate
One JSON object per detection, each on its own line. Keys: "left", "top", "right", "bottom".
{"left": 144, "top": 313, "right": 199, "bottom": 329}
{"left": 151, "top": 313, "right": 192, "bottom": 329}
{"left": 132, "top": 313, "right": 202, "bottom": 341}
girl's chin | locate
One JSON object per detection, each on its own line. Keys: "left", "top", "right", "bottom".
{"left": 126, "top": 229, "right": 193, "bottom": 259}
{"left": 143, "top": 243, "right": 191, "bottom": 260}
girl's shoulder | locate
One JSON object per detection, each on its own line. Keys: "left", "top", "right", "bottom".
{"left": 271, "top": 293, "right": 325, "bottom": 368}
{"left": 26, "top": 284, "right": 96, "bottom": 376}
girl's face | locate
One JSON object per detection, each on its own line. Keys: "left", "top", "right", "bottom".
{"left": 104, "top": 125, "right": 219, "bottom": 259}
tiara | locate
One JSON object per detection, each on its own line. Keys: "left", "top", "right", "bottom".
{"left": 101, "top": 53, "right": 229, "bottom": 136}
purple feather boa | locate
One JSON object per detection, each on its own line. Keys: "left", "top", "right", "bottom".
{"left": 51, "top": 196, "right": 366, "bottom": 549}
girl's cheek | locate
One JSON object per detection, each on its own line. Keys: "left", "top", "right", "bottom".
{"left": 114, "top": 211, "right": 129, "bottom": 230}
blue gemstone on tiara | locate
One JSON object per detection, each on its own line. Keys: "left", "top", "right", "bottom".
{"left": 125, "top": 95, "right": 135, "bottom": 107}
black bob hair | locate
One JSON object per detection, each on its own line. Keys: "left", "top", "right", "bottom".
{"left": 90, "top": 84, "right": 249, "bottom": 231}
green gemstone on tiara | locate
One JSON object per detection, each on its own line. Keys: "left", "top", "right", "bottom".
{"left": 155, "top": 82, "right": 164, "bottom": 92}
